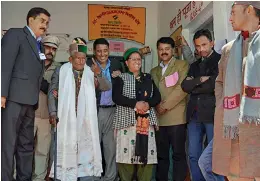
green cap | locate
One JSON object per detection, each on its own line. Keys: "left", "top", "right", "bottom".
{"left": 123, "top": 47, "right": 141, "bottom": 61}
{"left": 69, "top": 43, "right": 87, "bottom": 56}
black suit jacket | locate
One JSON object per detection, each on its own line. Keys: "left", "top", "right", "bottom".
{"left": 181, "top": 51, "right": 221, "bottom": 123}
{"left": 1, "top": 26, "right": 44, "bottom": 106}
{"left": 87, "top": 58, "right": 122, "bottom": 107}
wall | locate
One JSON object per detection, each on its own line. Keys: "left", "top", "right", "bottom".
{"left": 158, "top": 1, "right": 186, "bottom": 37}
{"left": 158, "top": 1, "right": 237, "bottom": 52}
{"left": 1, "top": 1, "right": 159, "bottom": 72}
{"left": 1, "top": 1, "right": 239, "bottom": 71}
{"left": 213, "top": 1, "right": 239, "bottom": 42}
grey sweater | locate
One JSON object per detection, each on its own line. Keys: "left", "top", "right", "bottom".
{"left": 182, "top": 45, "right": 197, "bottom": 65}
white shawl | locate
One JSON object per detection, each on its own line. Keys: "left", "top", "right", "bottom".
{"left": 50, "top": 62, "right": 102, "bottom": 180}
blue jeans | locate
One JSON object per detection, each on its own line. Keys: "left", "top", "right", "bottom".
{"left": 198, "top": 140, "right": 225, "bottom": 181}
{"left": 188, "top": 120, "right": 214, "bottom": 181}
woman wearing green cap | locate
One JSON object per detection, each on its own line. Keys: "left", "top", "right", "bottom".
{"left": 112, "top": 47, "right": 161, "bottom": 181}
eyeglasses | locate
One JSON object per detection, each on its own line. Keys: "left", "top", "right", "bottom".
{"left": 35, "top": 17, "right": 49, "bottom": 26}
{"left": 128, "top": 58, "right": 142, "bottom": 61}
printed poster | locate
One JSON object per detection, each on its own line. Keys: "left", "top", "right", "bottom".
{"left": 88, "top": 4, "right": 146, "bottom": 44}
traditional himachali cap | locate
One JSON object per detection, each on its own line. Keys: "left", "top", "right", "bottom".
{"left": 69, "top": 43, "right": 87, "bottom": 56}
{"left": 123, "top": 47, "right": 142, "bottom": 61}
{"left": 233, "top": 1, "right": 260, "bottom": 10}
{"left": 41, "top": 35, "right": 60, "bottom": 49}
{"left": 69, "top": 37, "right": 87, "bottom": 56}
{"left": 72, "top": 37, "right": 87, "bottom": 45}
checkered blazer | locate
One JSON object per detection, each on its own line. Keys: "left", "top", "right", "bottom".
{"left": 113, "top": 73, "right": 158, "bottom": 130}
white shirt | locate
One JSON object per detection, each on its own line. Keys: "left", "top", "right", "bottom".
{"left": 160, "top": 57, "right": 174, "bottom": 76}
{"left": 26, "top": 26, "right": 42, "bottom": 41}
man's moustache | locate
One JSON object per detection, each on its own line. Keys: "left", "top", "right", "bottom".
{"left": 46, "top": 53, "right": 53, "bottom": 57}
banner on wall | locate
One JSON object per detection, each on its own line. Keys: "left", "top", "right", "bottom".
{"left": 88, "top": 4, "right": 146, "bottom": 44}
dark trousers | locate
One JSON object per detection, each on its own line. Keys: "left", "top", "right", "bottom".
{"left": 1, "top": 100, "right": 35, "bottom": 181}
{"left": 155, "top": 124, "right": 187, "bottom": 181}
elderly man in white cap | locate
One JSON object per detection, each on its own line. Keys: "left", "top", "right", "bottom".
{"left": 33, "top": 35, "right": 61, "bottom": 181}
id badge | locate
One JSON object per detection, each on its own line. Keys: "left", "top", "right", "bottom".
{"left": 39, "top": 53, "right": 46, "bottom": 60}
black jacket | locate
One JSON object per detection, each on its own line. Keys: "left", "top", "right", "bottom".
{"left": 112, "top": 73, "right": 161, "bottom": 108}
{"left": 181, "top": 51, "right": 221, "bottom": 123}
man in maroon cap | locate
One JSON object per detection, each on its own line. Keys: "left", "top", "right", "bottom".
{"left": 199, "top": 2, "right": 260, "bottom": 181}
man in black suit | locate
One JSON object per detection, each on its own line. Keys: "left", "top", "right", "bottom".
{"left": 1, "top": 7, "right": 51, "bottom": 181}
{"left": 181, "top": 29, "right": 221, "bottom": 181}
{"left": 87, "top": 38, "right": 122, "bottom": 181}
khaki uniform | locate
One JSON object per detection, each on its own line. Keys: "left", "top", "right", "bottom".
{"left": 33, "top": 62, "right": 60, "bottom": 181}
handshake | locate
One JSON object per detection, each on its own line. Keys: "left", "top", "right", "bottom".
{"left": 135, "top": 101, "right": 150, "bottom": 114}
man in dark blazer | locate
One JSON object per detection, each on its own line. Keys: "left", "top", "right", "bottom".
{"left": 1, "top": 7, "right": 51, "bottom": 180}
{"left": 181, "top": 29, "right": 221, "bottom": 181}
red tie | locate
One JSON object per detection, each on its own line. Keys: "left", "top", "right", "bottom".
{"left": 241, "top": 31, "right": 249, "bottom": 40}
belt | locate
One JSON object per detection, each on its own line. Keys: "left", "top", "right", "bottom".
{"left": 99, "top": 105, "right": 116, "bottom": 108}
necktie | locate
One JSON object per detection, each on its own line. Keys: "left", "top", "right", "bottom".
{"left": 241, "top": 31, "right": 249, "bottom": 40}
{"left": 37, "top": 41, "right": 41, "bottom": 53}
